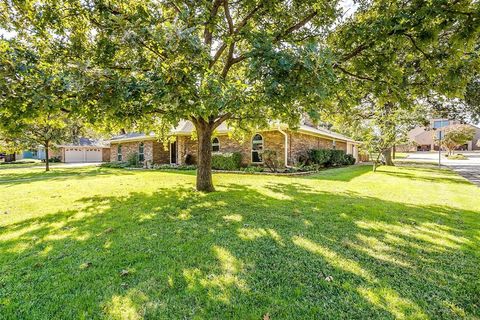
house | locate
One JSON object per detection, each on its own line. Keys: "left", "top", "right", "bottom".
{"left": 400, "top": 119, "right": 480, "bottom": 151}
{"left": 109, "top": 120, "right": 360, "bottom": 167}
{"left": 16, "top": 138, "right": 111, "bottom": 163}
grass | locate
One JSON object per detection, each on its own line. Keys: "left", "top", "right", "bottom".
{"left": 0, "top": 165, "right": 479, "bottom": 319}
{"left": 446, "top": 154, "right": 469, "bottom": 160}
{"left": 0, "top": 159, "right": 45, "bottom": 169}
{"left": 393, "top": 152, "right": 411, "bottom": 159}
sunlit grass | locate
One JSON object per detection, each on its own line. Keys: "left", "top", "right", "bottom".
{"left": 0, "top": 164, "right": 479, "bottom": 319}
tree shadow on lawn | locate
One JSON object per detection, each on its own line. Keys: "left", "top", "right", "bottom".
{"left": 376, "top": 166, "right": 473, "bottom": 186}
{"left": 0, "top": 183, "right": 479, "bottom": 319}
{"left": 0, "top": 168, "right": 135, "bottom": 187}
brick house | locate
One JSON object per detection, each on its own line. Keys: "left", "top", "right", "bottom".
{"left": 109, "top": 120, "right": 360, "bottom": 167}
{"left": 15, "top": 138, "right": 110, "bottom": 163}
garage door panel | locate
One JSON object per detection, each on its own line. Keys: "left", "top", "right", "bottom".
{"left": 86, "top": 149, "right": 102, "bottom": 162}
{"left": 65, "top": 149, "right": 84, "bottom": 163}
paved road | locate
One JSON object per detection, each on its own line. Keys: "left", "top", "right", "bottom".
{"left": 406, "top": 152, "right": 480, "bottom": 186}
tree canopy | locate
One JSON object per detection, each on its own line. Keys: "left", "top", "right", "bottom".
{"left": 1, "top": 0, "right": 479, "bottom": 188}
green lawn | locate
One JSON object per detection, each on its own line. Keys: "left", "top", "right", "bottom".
{"left": 0, "top": 165, "right": 479, "bottom": 319}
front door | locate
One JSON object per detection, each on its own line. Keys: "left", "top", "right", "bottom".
{"left": 170, "top": 141, "right": 177, "bottom": 164}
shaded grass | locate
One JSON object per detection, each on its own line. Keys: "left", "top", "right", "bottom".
{"left": 0, "top": 165, "right": 479, "bottom": 319}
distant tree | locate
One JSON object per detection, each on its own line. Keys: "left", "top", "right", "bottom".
{"left": 437, "top": 124, "right": 476, "bottom": 155}
{"left": 326, "top": 0, "right": 480, "bottom": 163}
{"left": 0, "top": 40, "right": 79, "bottom": 171}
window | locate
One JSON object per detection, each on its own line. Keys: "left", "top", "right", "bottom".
{"left": 138, "top": 142, "right": 145, "bottom": 162}
{"left": 332, "top": 140, "right": 336, "bottom": 150}
{"left": 117, "top": 145, "right": 122, "bottom": 161}
{"left": 212, "top": 137, "right": 220, "bottom": 152}
{"left": 251, "top": 134, "right": 263, "bottom": 163}
{"left": 433, "top": 120, "right": 450, "bottom": 129}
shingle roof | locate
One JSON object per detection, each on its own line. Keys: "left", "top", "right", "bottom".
{"left": 58, "top": 137, "right": 110, "bottom": 148}
{"left": 109, "top": 121, "right": 358, "bottom": 144}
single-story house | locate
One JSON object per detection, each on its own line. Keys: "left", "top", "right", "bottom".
{"left": 109, "top": 120, "right": 360, "bottom": 167}
{"left": 398, "top": 118, "right": 480, "bottom": 152}
{"left": 16, "top": 138, "right": 111, "bottom": 163}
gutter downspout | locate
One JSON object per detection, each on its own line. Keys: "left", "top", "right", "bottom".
{"left": 277, "top": 125, "right": 292, "bottom": 168}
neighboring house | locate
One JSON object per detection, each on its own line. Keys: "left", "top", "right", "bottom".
{"left": 109, "top": 120, "right": 360, "bottom": 167}
{"left": 400, "top": 119, "right": 480, "bottom": 151}
{"left": 16, "top": 138, "right": 111, "bottom": 163}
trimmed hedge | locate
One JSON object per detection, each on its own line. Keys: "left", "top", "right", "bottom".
{"left": 307, "top": 149, "right": 355, "bottom": 167}
{"left": 212, "top": 152, "right": 242, "bottom": 170}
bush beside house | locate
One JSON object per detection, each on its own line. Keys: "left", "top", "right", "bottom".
{"left": 307, "top": 149, "right": 355, "bottom": 167}
{"left": 212, "top": 152, "right": 242, "bottom": 170}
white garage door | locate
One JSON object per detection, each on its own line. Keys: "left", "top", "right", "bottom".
{"left": 85, "top": 148, "right": 102, "bottom": 162}
{"left": 64, "top": 148, "right": 85, "bottom": 163}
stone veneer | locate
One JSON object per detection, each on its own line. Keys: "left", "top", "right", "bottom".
{"left": 110, "top": 130, "right": 351, "bottom": 167}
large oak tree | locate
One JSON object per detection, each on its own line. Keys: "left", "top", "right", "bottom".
{"left": 2, "top": 0, "right": 344, "bottom": 191}
{"left": 1, "top": 0, "right": 479, "bottom": 189}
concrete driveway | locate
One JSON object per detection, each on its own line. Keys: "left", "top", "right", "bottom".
{"left": 406, "top": 152, "right": 480, "bottom": 186}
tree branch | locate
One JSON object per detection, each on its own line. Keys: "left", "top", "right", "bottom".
{"left": 275, "top": 11, "right": 318, "bottom": 42}
{"left": 209, "top": 2, "right": 264, "bottom": 68}
{"left": 204, "top": 0, "right": 224, "bottom": 46}
{"left": 221, "top": 43, "right": 235, "bottom": 78}
{"left": 404, "top": 33, "right": 431, "bottom": 60}
{"left": 223, "top": 1, "right": 234, "bottom": 34}
{"left": 234, "top": 3, "right": 264, "bottom": 33}
{"left": 213, "top": 113, "right": 232, "bottom": 129}
{"left": 334, "top": 65, "right": 377, "bottom": 82}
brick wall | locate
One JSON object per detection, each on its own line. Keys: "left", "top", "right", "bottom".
{"left": 176, "top": 131, "right": 286, "bottom": 167}
{"left": 336, "top": 141, "right": 347, "bottom": 152}
{"left": 215, "top": 131, "right": 285, "bottom": 167}
{"left": 102, "top": 148, "right": 111, "bottom": 162}
{"left": 111, "top": 130, "right": 353, "bottom": 167}
{"left": 50, "top": 148, "right": 63, "bottom": 161}
{"left": 288, "top": 131, "right": 334, "bottom": 165}
{"left": 153, "top": 141, "right": 170, "bottom": 164}
{"left": 110, "top": 141, "right": 154, "bottom": 163}
{"left": 178, "top": 136, "right": 197, "bottom": 165}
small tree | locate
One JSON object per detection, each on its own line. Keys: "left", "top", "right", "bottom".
{"left": 438, "top": 124, "right": 476, "bottom": 155}
{"left": 1, "top": 112, "right": 76, "bottom": 171}
{"left": 262, "top": 150, "right": 280, "bottom": 173}
{"left": 0, "top": 41, "right": 79, "bottom": 171}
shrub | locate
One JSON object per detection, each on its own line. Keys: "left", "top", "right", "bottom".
{"left": 308, "top": 149, "right": 333, "bottom": 166}
{"left": 297, "top": 151, "right": 311, "bottom": 165}
{"left": 262, "top": 149, "right": 280, "bottom": 172}
{"left": 330, "top": 150, "right": 345, "bottom": 166}
{"left": 241, "top": 165, "right": 264, "bottom": 173}
{"left": 343, "top": 154, "right": 356, "bottom": 165}
{"left": 127, "top": 152, "right": 141, "bottom": 167}
{"left": 48, "top": 156, "right": 61, "bottom": 163}
{"left": 153, "top": 164, "right": 196, "bottom": 170}
{"left": 211, "top": 152, "right": 242, "bottom": 170}
{"left": 308, "top": 149, "right": 355, "bottom": 167}
{"left": 184, "top": 154, "right": 195, "bottom": 165}
{"left": 446, "top": 154, "right": 468, "bottom": 160}
{"left": 101, "top": 162, "right": 128, "bottom": 168}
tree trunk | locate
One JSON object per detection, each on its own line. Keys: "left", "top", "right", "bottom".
{"left": 382, "top": 147, "right": 394, "bottom": 166}
{"left": 392, "top": 145, "right": 396, "bottom": 159}
{"left": 194, "top": 120, "right": 215, "bottom": 192}
{"left": 45, "top": 142, "right": 50, "bottom": 172}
